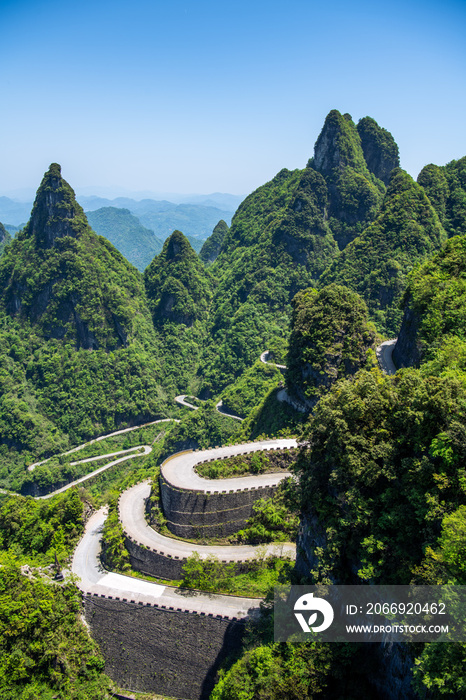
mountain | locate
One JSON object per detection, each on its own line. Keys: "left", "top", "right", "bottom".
{"left": 137, "top": 203, "right": 234, "bottom": 242}
{"left": 144, "top": 230, "right": 213, "bottom": 393}
{"left": 312, "top": 110, "right": 389, "bottom": 249}
{"left": 86, "top": 207, "right": 163, "bottom": 271}
{"left": 0, "top": 223, "right": 11, "bottom": 255}
{"left": 320, "top": 168, "right": 447, "bottom": 335}
{"left": 79, "top": 195, "right": 174, "bottom": 213}
{"left": 199, "top": 110, "right": 399, "bottom": 393}
{"left": 417, "top": 156, "right": 466, "bottom": 238}
{"left": 286, "top": 284, "right": 377, "bottom": 409}
{"left": 394, "top": 233, "right": 466, "bottom": 369}
{"left": 199, "top": 219, "right": 229, "bottom": 264}
{"left": 0, "top": 164, "right": 165, "bottom": 488}
{"left": 79, "top": 194, "right": 236, "bottom": 242}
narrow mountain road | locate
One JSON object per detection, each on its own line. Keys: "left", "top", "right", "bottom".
{"left": 174, "top": 394, "right": 244, "bottom": 421}
{"left": 38, "top": 446, "right": 152, "bottom": 500}
{"left": 260, "top": 350, "right": 287, "bottom": 370}
{"left": 72, "top": 508, "right": 261, "bottom": 619}
{"left": 28, "top": 418, "right": 178, "bottom": 472}
{"left": 161, "top": 438, "right": 297, "bottom": 492}
{"left": 376, "top": 339, "right": 398, "bottom": 375}
{"left": 71, "top": 439, "right": 298, "bottom": 618}
{"left": 119, "top": 480, "right": 296, "bottom": 562}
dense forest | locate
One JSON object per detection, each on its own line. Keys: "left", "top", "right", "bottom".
{"left": 0, "top": 109, "right": 465, "bottom": 699}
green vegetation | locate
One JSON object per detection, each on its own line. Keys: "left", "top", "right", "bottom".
{"left": 313, "top": 110, "right": 386, "bottom": 249}
{"left": 220, "top": 360, "right": 282, "bottom": 418}
{"left": 418, "top": 156, "right": 466, "bottom": 238}
{"left": 181, "top": 551, "right": 294, "bottom": 597}
{"left": 357, "top": 115, "right": 400, "bottom": 185}
{"left": 321, "top": 168, "right": 447, "bottom": 334}
{"left": 0, "top": 560, "right": 111, "bottom": 699}
{"left": 286, "top": 284, "right": 377, "bottom": 407}
{"left": 237, "top": 479, "right": 299, "bottom": 544}
{"left": 199, "top": 219, "right": 229, "bottom": 264}
{"left": 144, "top": 230, "right": 213, "bottom": 394}
{"left": 404, "top": 234, "right": 466, "bottom": 357}
{"left": 0, "top": 165, "right": 168, "bottom": 490}
{"left": 296, "top": 368, "right": 466, "bottom": 584}
{"left": 0, "top": 489, "right": 84, "bottom": 564}
{"left": 86, "top": 206, "right": 163, "bottom": 271}
{"left": 211, "top": 640, "right": 377, "bottom": 700}
{"left": 161, "top": 401, "right": 239, "bottom": 454}
{"left": 195, "top": 449, "right": 295, "bottom": 479}
{"left": 0, "top": 222, "right": 11, "bottom": 255}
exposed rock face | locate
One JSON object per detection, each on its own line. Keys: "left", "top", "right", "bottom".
{"left": 28, "top": 163, "right": 85, "bottom": 249}
{"left": 392, "top": 302, "right": 422, "bottom": 368}
{"left": 295, "top": 510, "right": 328, "bottom": 579}
{"left": 312, "top": 110, "right": 385, "bottom": 248}
{"left": 357, "top": 116, "right": 400, "bottom": 185}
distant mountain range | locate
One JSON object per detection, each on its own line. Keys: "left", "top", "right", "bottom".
{"left": 0, "top": 192, "right": 241, "bottom": 270}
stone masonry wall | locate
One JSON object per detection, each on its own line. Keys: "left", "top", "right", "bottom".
{"left": 160, "top": 474, "right": 277, "bottom": 538}
{"left": 122, "top": 534, "right": 251, "bottom": 580}
{"left": 83, "top": 595, "right": 245, "bottom": 700}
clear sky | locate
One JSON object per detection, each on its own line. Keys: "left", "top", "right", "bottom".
{"left": 0, "top": 0, "right": 465, "bottom": 199}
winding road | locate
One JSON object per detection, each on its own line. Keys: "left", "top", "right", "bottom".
{"left": 174, "top": 394, "right": 244, "bottom": 421}
{"left": 260, "top": 350, "right": 287, "bottom": 370}
{"left": 71, "top": 438, "right": 298, "bottom": 619}
{"left": 376, "top": 339, "right": 397, "bottom": 375}
{"left": 72, "top": 508, "right": 261, "bottom": 619}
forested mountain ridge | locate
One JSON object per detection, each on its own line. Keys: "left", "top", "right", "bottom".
{"left": 199, "top": 219, "right": 229, "bottom": 264}
{"left": 199, "top": 110, "right": 399, "bottom": 393}
{"left": 320, "top": 168, "right": 447, "bottom": 335}
{"left": 0, "top": 164, "right": 155, "bottom": 351}
{"left": 394, "top": 233, "right": 466, "bottom": 370}
{"left": 0, "top": 164, "right": 166, "bottom": 490}
{"left": 417, "top": 156, "right": 466, "bottom": 238}
{"left": 86, "top": 206, "right": 164, "bottom": 271}
{"left": 144, "top": 230, "right": 214, "bottom": 394}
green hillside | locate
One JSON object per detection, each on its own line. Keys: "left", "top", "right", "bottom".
{"left": 0, "top": 164, "right": 166, "bottom": 490}
{"left": 86, "top": 206, "right": 163, "bottom": 271}
{"left": 320, "top": 169, "right": 447, "bottom": 335}
{"left": 144, "top": 230, "right": 213, "bottom": 393}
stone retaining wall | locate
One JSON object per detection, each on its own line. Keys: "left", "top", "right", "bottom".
{"left": 160, "top": 473, "right": 277, "bottom": 538}
{"left": 83, "top": 595, "right": 245, "bottom": 700}
{"left": 122, "top": 533, "right": 251, "bottom": 580}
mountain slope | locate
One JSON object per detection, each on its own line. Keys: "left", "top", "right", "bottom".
{"left": 320, "top": 168, "right": 447, "bottom": 335}
{"left": 417, "top": 156, "right": 466, "bottom": 238}
{"left": 0, "top": 164, "right": 166, "bottom": 488}
{"left": 0, "top": 223, "right": 11, "bottom": 255}
{"left": 394, "top": 233, "right": 466, "bottom": 369}
{"left": 86, "top": 207, "right": 163, "bottom": 271}
{"left": 145, "top": 230, "right": 213, "bottom": 393}
{"left": 199, "top": 219, "right": 229, "bottom": 265}
{"left": 199, "top": 111, "right": 398, "bottom": 393}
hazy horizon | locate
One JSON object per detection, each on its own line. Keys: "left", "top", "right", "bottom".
{"left": 1, "top": 0, "right": 465, "bottom": 199}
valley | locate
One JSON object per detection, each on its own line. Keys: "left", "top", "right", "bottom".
{"left": 0, "top": 109, "right": 466, "bottom": 700}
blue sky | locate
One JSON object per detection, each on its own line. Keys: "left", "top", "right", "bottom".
{"left": 0, "top": 0, "right": 465, "bottom": 198}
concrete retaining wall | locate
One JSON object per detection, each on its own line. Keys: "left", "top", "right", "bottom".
{"left": 83, "top": 594, "right": 245, "bottom": 700}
